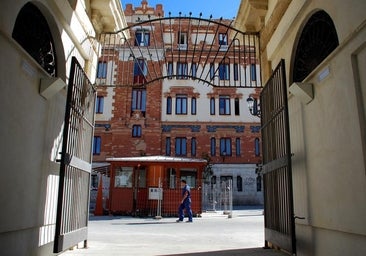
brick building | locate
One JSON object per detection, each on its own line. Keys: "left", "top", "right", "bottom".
{"left": 93, "top": 1, "right": 263, "bottom": 213}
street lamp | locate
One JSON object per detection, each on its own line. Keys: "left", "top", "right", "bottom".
{"left": 246, "top": 96, "right": 260, "bottom": 117}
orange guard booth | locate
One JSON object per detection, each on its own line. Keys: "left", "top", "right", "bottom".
{"left": 106, "top": 156, "right": 207, "bottom": 217}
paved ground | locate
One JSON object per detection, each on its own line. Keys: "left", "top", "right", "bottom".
{"left": 61, "top": 207, "right": 288, "bottom": 256}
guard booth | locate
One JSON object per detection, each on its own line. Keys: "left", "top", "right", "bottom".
{"left": 105, "top": 156, "right": 207, "bottom": 217}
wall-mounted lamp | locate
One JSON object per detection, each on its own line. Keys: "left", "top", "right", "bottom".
{"left": 246, "top": 96, "right": 261, "bottom": 117}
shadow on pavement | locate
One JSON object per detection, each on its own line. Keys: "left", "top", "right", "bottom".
{"left": 160, "top": 247, "right": 288, "bottom": 256}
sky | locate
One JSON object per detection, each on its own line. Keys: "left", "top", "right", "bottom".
{"left": 122, "top": 0, "right": 241, "bottom": 20}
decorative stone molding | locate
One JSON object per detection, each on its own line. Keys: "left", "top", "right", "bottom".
{"left": 235, "top": 0, "right": 268, "bottom": 32}
{"left": 162, "top": 125, "right": 201, "bottom": 132}
{"left": 207, "top": 125, "right": 245, "bottom": 133}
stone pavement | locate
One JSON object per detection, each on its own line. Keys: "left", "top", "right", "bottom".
{"left": 61, "top": 207, "right": 288, "bottom": 256}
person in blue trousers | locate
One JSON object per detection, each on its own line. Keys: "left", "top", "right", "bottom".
{"left": 177, "top": 179, "right": 193, "bottom": 222}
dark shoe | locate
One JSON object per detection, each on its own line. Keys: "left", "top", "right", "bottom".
{"left": 186, "top": 220, "right": 193, "bottom": 223}
{"left": 176, "top": 219, "right": 183, "bottom": 222}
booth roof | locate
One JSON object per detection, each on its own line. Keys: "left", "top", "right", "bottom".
{"left": 106, "top": 155, "right": 207, "bottom": 163}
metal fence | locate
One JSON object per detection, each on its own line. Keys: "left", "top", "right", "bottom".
{"left": 202, "top": 180, "right": 233, "bottom": 215}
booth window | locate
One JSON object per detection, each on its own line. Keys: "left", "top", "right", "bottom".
{"left": 138, "top": 168, "right": 147, "bottom": 188}
{"left": 167, "top": 168, "right": 176, "bottom": 189}
{"left": 180, "top": 169, "right": 197, "bottom": 188}
{"left": 115, "top": 167, "right": 133, "bottom": 188}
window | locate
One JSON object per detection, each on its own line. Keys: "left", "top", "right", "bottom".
{"left": 177, "top": 62, "right": 188, "bottom": 79}
{"left": 132, "top": 125, "right": 142, "bottom": 137}
{"left": 191, "top": 137, "right": 197, "bottom": 157}
{"left": 93, "top": 136, "right": 101, "bottom": 155}
{"left": 210, "top": 97, "right": 215, "bottom": 115}
{"left": 95, "top": 96, "right": 104, "bottom": 113}
{"left": 166, "top": 96, "right": 172, "bottom": 114}
{"left": 210, "top": 137, "right": 216, "bottom": 156}
{"left": 191, "top": 97, "right": 197, "bottom": 115}
{"left": 219, "top": 33, "right": 228, "bottom": 45}
{"left": 135, "top": 30, "right": 150, "bottom": 46}
{"left": 131, "top": 89, "right": 146, "bottom": 114}
{"left": 12, "top": 3, "right": 57, "bottom": 77}
{"left": 257, "top": 176, "right": 262, "bottom": 192}
{"left": 237, "top": 176, "right": 243, "bottom": 192}
{"left": 255, "top": 137, "right": 260, "bottom": 156}
{"left": 176, "top": 94, "right": 187, "bottom": 114}
{"left": 97, "top": 61, "right": 107, "bottom": 78}
{"left": 178, "top": 32, "right": 187, "bottom": 47}
{"left": 219, "top": 64, "right": 229, "bottom": 80}
{"left": 175, "top": 137, "right": 187, "bottom": 156}
{"left": 167, "top": 168, "right": 176, "bottom": 189}
{"left": 235, "top": 138, "right": 241, "bottom": 156}
{"left": 234, "top": 98, "right": 240, "bottom": 115}
{"left": 219, "top": 95, "right": 231, "bottom": 115}
{"left": 220, "top": 176, "right": 233, "bottom": 190}
{"left": 138, "top": 168, "right": 147, "bottom": 188}
{"left": 220, "top": 138, "right": 232, "bottom": 156}
{"left": 133, "top": 59, "right": 147, "bottom": 84}
{"left": 167, "top": 62, "right": 173, "bottom": 79}
{"left": 114, "top": 167, "right": 133, "bottom": 187}
{"left": 250, "top": 64, "right": 257, "bottom": 81}
{"left": 234, "top": 63, "right": 239, "bottom": 81}
{"left": 191, "top": 63, "right": 197, "bottom": 79}
{"left": 210, "top": 63, "right": 215, "bottom": 79}
{"left": 166, "top": 137, "right": 171, "bottom": 156}
{"left": 181, "top": 169, "right": 197, "bottom": 188}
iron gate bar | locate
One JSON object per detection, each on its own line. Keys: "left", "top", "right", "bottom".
{"left": 98, "top": 15, "right": 260, "bottom": 88}
{"left": 260, "top": 59, "right": 296, "bottom": 254}
{"left": 54, "top": 57, "right": 96, "bottom": 253}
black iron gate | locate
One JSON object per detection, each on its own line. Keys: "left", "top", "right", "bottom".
{"left": 260, "top": 59, "right": 296, "bottom": 254}
{"left": 54, "top": 57, "right": 96, "bottom": 253}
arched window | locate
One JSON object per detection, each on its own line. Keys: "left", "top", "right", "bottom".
{"left": 12, "top": 2, "right": 57, "bottom": 77}
{"left": 293, "top": 10, "right": 339, "bottom": 82}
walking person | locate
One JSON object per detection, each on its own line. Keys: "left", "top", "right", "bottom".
{"left": 176, "top": 179, "right": 193, "bottom": 222}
